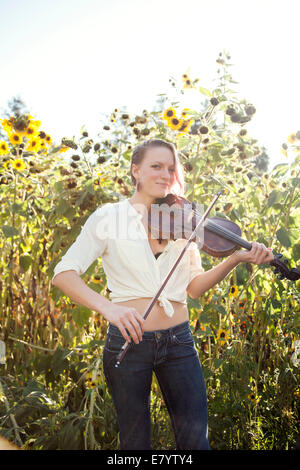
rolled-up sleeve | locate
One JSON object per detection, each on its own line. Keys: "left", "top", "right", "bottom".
{"left": 188, "top": 242, "right": 204, "bottom": 283}
{"left": 51, "top": 205, "right": 109, "bottom": 284}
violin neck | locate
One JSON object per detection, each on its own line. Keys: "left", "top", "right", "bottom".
{"left": 205, "top": 219, "right": 252, "bottom": 251}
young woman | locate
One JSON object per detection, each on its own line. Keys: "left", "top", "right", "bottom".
{"left": 52, "top": 139, "right": 274, "bottom": 450}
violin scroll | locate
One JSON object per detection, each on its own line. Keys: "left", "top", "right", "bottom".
{"left": 270, "top": 253, "right": 300, "bottom": 281}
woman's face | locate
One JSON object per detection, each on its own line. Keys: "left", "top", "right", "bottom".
{"left": 132, "top": 146, "right": 176, "bottom": 198}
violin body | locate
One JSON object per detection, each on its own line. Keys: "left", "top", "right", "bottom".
{"left": 149, "top": 193, "right": 300, "bottom": 282}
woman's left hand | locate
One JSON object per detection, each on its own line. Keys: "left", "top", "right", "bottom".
{"left": 231, "top": 242, "right": 275, "bottom": 265}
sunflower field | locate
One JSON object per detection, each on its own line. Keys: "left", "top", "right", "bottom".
{"left": 0, "top": 51, "right": 299, "bottom": 450}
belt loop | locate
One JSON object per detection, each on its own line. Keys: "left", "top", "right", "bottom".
{"left": 169, "top": 325, "right": 176, "bottom": 343}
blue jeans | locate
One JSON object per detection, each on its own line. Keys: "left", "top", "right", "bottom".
{"left": 103, "top": 320, "right": 210, "bottom": 450}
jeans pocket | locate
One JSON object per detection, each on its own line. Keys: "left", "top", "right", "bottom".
{"left": 172, "top": 329, "right": 195, "bottom": 348}
{"left": 104, "top": 333, "right": 127, "bottom": 354}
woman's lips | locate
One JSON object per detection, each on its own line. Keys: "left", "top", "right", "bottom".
{"left": 157, "top": 183, "right": 168, "bottom": 187}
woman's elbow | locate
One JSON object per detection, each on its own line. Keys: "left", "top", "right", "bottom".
{"left": 51, "top": 270, "right": 77, "bottom": 287}
{"left": 187, "top": 273, "right": 205, "bottom": 299}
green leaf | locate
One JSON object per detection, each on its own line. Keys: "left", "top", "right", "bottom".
{"left": 85, "top": 182, "right": 95, "bottom": 195}
{"left": 291, "top": 177, "right": 300, "bottom": 188}
{"left": 2, "top": 225, "right": 19, "bottom": 237}
{"left": 51, "top": 347, "right": 71, "bottom": 377}
{"left": 213, "top": 358, "right": 223, "bottom": 370}
{"left": 215, "top": 305, "right": 226, "bottom": 316}
{"left": 199, "top": 313, "right": 211, "bottom": 324}
{"left": 11, "top": 202, "right": 26, "bottom": 214}
{"left": 251, "top": 194, "right": 260, "bottom": 211}
{"left": 270, "top": 297, "right": 282, "bottom": 310}
{"left": 19, "top": 254, "right": 32, "bottom": 272}
{"left": 292, "top": 243, "right": 300, "bottom": 262}
{"left": 54, "top": 181, "right": 64, "bottom": 193}
{"left": 271, "top": 163, "right": 289, "bottom": 178}
{"left": 177, "top": 135, "right": 190, "bottom": 150}
{"left": 267, "top": 190, "right": 282, "bottom": 207}
{"left": 276, "top": 227, "right": 291, "bottom": 248}
{"left": 55, "top": 200, "right": 70, "bottom": 216}
{"left": 71, "top": 306, "right": 91, "bottom": 328}
{"left": 198, "top": 87, "right": 212, "bottom": 97}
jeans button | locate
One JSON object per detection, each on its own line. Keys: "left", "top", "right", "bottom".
{"left": 156, "top": 332, "right": 162, "bottom": 339}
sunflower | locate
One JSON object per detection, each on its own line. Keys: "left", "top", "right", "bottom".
{"left": 0, "top": 141, "right": 9, "bottom": 155}
{"left": 287, "top": 133, "right": 297, "bottom": 144}
{"left": 11, "top": 159, "right": 26, "bottom": 171}
{"left": 180, "top": 108, "right": 190, "bottom": 117}
{"left": 39, "top": 141, "right": 47, "bottom": 152}
{"left": 177, "top": 119, "right": 193, "bottom": 135}
{"left": 0, "top": 118, "right": 15, "bottom": 136}
{"left": 248, "top": 392, "right": 261, "bottom": 404}
{"left": 8, "top": 133, "right": 22, "bottom": 146}
{"left": 92, "top": 275, "right": 102, "bottom": 284}
{"left": 94, "top": 172, "right": 105, "bottom": 190}
{"left": 24, "top": 125, "right": 37, "bottom": 139}
{"left": 228, "top": 285, "right": 238, "bottom": 299}
{"left": 216, "top": 329, "right": 230, "bottom": 345}
{"left": 58, "top": 146, "right": 69, "bottom": 153}
{"left": 168, "top": 117, "right": 182, "bottom": 131}
{"left": 3, "top": 160, "right": 12, "bottom": 170}
{"left": 84, "top": 370, "right": 101, "bottom": 389}
{"left": 162, "top": 107, "right": 177, "bottom": 122}
{"left": 183, "top": 79, "right": 193, "bottom": 89}
{"left": 94, "top": 179, "right": 101, "bottom": 191}
{"left": 45, "top": 134, "right": 52, "bottom": 145}
{"left": 25, "top": 138, "right": 42, "bottom": 153}
{"left": 28, "top": 118, "right": 41, "bottom": 130}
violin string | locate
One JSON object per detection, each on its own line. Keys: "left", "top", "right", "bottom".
{"left": 190, "top": 207, "right": 249, "bottom": 247}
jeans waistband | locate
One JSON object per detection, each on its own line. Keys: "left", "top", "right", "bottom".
{"left": 107, "top": 320, "right": 190, "bottom": 339}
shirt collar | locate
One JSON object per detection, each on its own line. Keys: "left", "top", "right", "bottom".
{"left": 124, "top": 198, "right": 144, "bottom": 220}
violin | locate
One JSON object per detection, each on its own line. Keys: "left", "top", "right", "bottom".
{"left": 149, "top": 193, "right": 300, "bottom": 282}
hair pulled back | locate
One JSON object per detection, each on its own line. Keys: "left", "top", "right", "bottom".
{"left": 130, "top": 139, "right": 185, "bottom": 197}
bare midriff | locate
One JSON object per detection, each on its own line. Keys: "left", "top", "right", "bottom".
{"left": 113, "top": 298, "right": 189, "bottom": 331}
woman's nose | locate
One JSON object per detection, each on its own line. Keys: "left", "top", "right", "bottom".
{"left": 162, "top": 168, "right": 171, "bottom": 179}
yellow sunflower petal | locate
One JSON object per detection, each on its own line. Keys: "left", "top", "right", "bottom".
{"left": 0, "top": 141, "right": 9, "bottom": 155}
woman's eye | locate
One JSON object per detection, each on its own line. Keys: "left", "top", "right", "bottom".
{"left": 152, "top": 165, "right": 175, "bottom": 172}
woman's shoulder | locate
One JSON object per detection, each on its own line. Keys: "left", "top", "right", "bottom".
{"left": 92, "top": 198, "right": 127, "bottom": 216}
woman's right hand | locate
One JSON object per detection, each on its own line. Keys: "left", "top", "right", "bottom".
{"left": 102, "top": 304, "right": 145, "bottom": 344}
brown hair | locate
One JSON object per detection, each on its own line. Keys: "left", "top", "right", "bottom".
{"left": 130, "top": 139, "right": 185, "bottom": 196}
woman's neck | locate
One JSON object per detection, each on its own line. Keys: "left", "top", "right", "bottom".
{"left": 128, "top": 192, "right": 155, "bottom": 212}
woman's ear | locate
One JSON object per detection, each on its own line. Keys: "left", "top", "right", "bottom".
{"left": 131, "top": 163, "right": 139, "bottom": 181}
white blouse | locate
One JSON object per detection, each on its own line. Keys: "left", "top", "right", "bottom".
{"left": 51, "top": 198, "right": 204, "bottom": 318}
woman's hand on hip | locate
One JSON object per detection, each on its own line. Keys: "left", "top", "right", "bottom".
{"left": 102, "top": 304, "right": 145, "bottom": 344}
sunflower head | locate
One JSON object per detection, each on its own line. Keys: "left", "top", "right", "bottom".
{"left": 229, "top": 285, "right": 238, "bottom": 299}
{"left": 162, "top": 107, "right": 177, "bottom": 121}
{"left": 216, "top": 329, "right": 230, "bottom": 345}
{"left": 13, "top": 115, "right": 30, "bottom": 134}
{"left": 0, "top": 141, "right": 9, "bottom": 155}
{"left": 11, "top": 159, "right": 27, "bottom": 171}
{"left": 8, "top": 133, "right": 22, "bottom": 146}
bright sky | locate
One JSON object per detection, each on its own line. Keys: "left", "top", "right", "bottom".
{"left": 1, "top": 0, "right": 299, "bottom": 170}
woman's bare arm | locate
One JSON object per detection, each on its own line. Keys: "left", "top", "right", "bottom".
{"left": 51, "top": 270, "right": 112, "bottom": 315}
{"left": 51, "top": 270, "right": 145, "bottom": 342}
{"left": 187, "top": 255, "right": 239, "bottom": 299}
